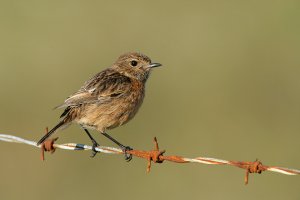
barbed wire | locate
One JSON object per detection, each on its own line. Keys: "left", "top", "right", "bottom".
{"left": 0, "top": 133, "right": 299, "bottom": 185}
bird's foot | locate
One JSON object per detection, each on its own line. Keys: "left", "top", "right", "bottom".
{"left": 90, "top": 140, "right": 100, "bottom": 158}
{"left": 121, "top": 146, "right": 133, "bottom": 162}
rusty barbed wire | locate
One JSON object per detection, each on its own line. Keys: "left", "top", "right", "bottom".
{"left": 0, "top": 133, "right": 299, "bottom": 185}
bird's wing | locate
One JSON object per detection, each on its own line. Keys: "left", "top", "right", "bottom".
{"left": 55, "top": 68, "right": 131, "bottom": 109}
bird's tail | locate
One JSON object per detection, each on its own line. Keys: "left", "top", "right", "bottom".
{"left": 36, "top": 120, "right": 66, "bottom": 145}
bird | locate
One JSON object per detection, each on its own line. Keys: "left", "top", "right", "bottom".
{"left": 36, "top": 52, "right": 162, "bottom": 161}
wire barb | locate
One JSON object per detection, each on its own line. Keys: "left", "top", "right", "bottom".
{"left": 0, "top": 133, "right": 299, "bottom": 185}
{"left": 40, "top": 127, "right": 59, "bottom": 161}
{"left": 229, "top": 159, "right": 266, "bottom": 184}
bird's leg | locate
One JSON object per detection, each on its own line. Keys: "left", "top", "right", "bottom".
{"left": 82, "top": 128, "right": 100, "bottom": 158}
{"left": 101, "top": 132, "right": 133, "bottom": 161}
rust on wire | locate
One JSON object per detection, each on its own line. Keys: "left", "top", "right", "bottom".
{"left": 229, "top": 160, "right": 266, "bottom": 184}
{"left": 39, "top": 136, "right": 264, "bottom": 184}
{"left": 40, "top": 127, "right": 58, "bottom": 161}
{"left": 127, "top": 137, "right": 165, "bottom": 172}
{"left": 35, "top": 134, "right": 300, "bottom": 185}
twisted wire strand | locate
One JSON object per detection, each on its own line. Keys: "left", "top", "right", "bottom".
{"left": 0, "top": 133, "right": 299, "bottom": 184}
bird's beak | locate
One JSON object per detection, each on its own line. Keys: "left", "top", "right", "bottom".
{"left": 149, "top": 63, "right": 162, "bottom": 68}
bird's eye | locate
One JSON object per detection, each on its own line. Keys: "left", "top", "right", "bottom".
{"left": 131, "top": 60, "right": 138, "bottom": 67}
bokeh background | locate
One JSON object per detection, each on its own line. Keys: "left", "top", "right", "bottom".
{"left": 0, "top": 0, "right": 299, "bottom": 199}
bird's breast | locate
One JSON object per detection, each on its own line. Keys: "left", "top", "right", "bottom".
{"left": 118, "top": 79, "right": 145, "bottom": 124}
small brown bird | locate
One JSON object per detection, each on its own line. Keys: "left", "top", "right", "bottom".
{"left": 37, "top": 52, "right": 161, "bottom": 160}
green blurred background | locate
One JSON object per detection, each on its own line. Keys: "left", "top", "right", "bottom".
{"left": 0, "top": 0, "right": 299, "bottom": 199}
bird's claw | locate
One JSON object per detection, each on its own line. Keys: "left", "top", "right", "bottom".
{"left": 122, "top": 146, "right": 133, "bottom": 162}
{"left": 90, "top": 141, "right": 100, "bottom": 158}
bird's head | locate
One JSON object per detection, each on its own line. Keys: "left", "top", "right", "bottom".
{"left": 112, "top": 52, "right": 162, "bottom": 82}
